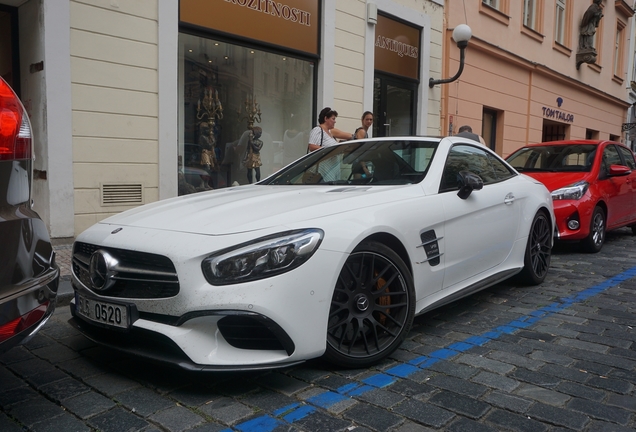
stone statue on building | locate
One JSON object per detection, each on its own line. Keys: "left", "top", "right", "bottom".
{"left": 576, "top": 0, "right": 604, "bottom": 69}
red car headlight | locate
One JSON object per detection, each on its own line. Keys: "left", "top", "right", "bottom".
{"left": 551, "top": 181, "right": 589, "bottom": 201}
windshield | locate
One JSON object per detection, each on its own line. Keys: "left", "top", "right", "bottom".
{"left": 262, "top": 139, "right": 439, "bottom": 186}
{"left": 507, "top": 144, "right": 597, "bottom": 173}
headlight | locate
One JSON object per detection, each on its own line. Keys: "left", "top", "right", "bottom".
{"left": 202, "top": 229, "right": 324, "bottom": 285}
{"left": 551, "top": 181, "right": 589, "bottom": 201}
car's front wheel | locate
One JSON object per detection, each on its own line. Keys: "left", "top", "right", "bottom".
{"left": 324, "top": 241, "right": 415, "bottom": 368}
{"left": 517, "top": 211, "right": 552, "bottom": 285}
{"left": 582, "top": 206, "right": 605, "bottom": 253}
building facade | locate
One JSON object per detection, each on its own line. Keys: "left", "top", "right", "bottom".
{"left": 0, "top": 0, "right": 444, "bottom": 239}
{"left": 443, "top": 0, "right": 634, "bottom": 157}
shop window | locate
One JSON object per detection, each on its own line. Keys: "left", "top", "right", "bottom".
{"left": 586, "top": 129, "right": 599, "bottom": 140}
{"left": 609, "top": 134, "right": 620, "bottom": 142}
{"left": 178, "top": 34, "right": 315, "bottom": 195}
{"left": 542, "top": 120, "right": 567, "bottom": 142}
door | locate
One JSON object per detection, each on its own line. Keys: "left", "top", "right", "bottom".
{"left": 438, "top": 144, "right": 520, "bottom": 289}
{"left": 616, "top": 145, "right": 636, "bottom": 225}
{"left": 599, "top": 144, "right": 633, "bottom": 227}
{"left": 373, "top": 74, "right": 416, "bottom": 137}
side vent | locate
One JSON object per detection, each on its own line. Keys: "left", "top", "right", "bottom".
{"left": 101, "top": 184, "right": 144, "bottom": 206}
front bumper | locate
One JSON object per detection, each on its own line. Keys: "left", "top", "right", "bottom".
{"left": 69, "top": 224, "right": 347, "bottom": 370}
{"left": 553, "top": 200, "right": 593, "bottom": 241}
{"left": 69, "top": 302, "right": 304, "bottom": 371}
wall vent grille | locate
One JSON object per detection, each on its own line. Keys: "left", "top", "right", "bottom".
{"left": 101, "top": 184, "right": 144, "bottom": 206}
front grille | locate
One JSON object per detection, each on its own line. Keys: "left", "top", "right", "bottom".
{"left": 72, "top": 242, "right": 180, "bottom": 299}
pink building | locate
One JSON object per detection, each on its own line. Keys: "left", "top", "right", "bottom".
{"left": 442, "top": 0, "right": 634, "bottom": 156}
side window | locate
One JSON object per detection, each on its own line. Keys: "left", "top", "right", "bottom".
{"left": 488, "top": 154, "right": 516, "bottom": 181}
{"left": 617, "top": 145, "right": 636, "bottom": 169}
{"left": 601, "top": 145, "right": 621, "bottom": 176}
{"left": 440, "top": 145, "right": 499, "bottom": 192}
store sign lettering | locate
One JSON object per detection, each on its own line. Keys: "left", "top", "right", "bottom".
{"left": 542, "top": 107, "right": 574, "bottom": 123}
{"left": 375, "top": 36, "right": 419, "bottom": 58}
{"left": 224, "top": 0, "right": 311, "bottom": 26}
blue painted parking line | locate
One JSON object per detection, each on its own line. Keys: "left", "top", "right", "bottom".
{"left": 225, "top": 266, "right": 636, "bottom": 432}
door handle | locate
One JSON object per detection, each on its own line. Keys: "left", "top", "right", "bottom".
{"left": 504, "top": 193, "right": 515, "bottom": 205}
{"left": 384, "top": 119, "right": 391, "bottom": 136}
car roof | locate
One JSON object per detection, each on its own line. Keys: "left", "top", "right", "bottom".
{"left": 521, "top": 140, "right": 620, "bottom": 148}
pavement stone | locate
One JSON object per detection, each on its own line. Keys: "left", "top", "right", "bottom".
{"left": 0, "top": 412, "right": 23, "bottom": 432}
{"left": 29, "top": 412, "right": 91, "bottom": 432}
{"left": 114, "top": 386, "right": 176, "bottom": 417}
{"left": 342, "top": 403, "right": 404, "bottom": 431}
{"left": 87, "top": 406, "right": 149, "bottom": 432}
{"left": 0, "top": 228, "right": 634, "bottom": 430}
{"left": 62, "top": 390, "right": 117, "bottom": 419}
{"left": 148, "top": 405, "right": 205, "bottom": 432}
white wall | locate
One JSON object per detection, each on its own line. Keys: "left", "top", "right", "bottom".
{"left": 70, "top": 0, "right": 160, "bottom": 235}
{"left": 18, "top": 0, "right": 74, "bottom": 239}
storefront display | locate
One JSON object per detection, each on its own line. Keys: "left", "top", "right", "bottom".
{"left": 178, "top": 35, "right": 315, "bottom": 194}
{"left": 178, "top": 0, "right": 319, "bottom": 195}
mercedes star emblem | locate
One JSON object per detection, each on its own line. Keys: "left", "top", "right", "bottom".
{"left": 89, "top": 250, "right": 119, "bottom": 291}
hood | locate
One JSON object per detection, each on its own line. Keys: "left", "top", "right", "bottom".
{"left": 521, "top": 172, "right": 591, "bottom": 192}
{"left": 99, "top": 185, "right": 413, "bottom": 235}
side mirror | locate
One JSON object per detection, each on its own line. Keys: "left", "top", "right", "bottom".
{"left": 457, "top": 170, "right": 484, "bottom": 199}
{"left": 609, "top": 164, "right": 632, "bottom": 177}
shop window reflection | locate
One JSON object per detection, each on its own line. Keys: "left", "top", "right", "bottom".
{"left": 178, "top": 34, "right": 314, "bottom": 195}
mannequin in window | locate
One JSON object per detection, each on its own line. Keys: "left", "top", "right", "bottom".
{"left": 199, "top": 122, "right": 217, "bottom": 172}
{"left": 243, "top": 126, "right": 263, "bottom": 183}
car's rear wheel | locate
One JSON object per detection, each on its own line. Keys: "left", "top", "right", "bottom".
{"left": 518, "top": 211, "right": 552, "bottom": 285}
{"left": 582, "top": 206, "right": 605, "bottom": 253}
{"left": 324, "top": 241, "right": 415, "bottom": 368}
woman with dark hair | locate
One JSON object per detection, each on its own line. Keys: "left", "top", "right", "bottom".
{"left": 308, "top": 107, "right": 340, "bottom": 152}
{"left": 354, "top": 111, "right": 374, "bottom": 139}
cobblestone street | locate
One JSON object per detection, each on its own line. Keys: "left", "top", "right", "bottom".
{"left": 1, "top": 229, "right": 635, "bottom": 432}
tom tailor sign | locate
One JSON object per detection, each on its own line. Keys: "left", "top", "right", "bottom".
{"left": 180, "top": 0, "right": 319, "bottom": 56}
{"left": 542, "top": 107, "right": 575, "bottom": 123}
{"left": 375, "top": 14, "right": 421, "bottom": 80}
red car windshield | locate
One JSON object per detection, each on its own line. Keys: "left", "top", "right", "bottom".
{"left": 507, "top": 144, "right": 597, "bottom": 173}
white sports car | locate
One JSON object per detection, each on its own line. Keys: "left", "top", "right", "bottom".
{"left": 69, "top": 137, "right": 554, "bottom": 370}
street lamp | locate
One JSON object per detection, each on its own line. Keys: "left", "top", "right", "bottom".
{"left": 429, "top": 24, "right": 472, "bottom": 88}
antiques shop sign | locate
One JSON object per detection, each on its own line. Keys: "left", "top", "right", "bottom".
{"left": 375, "top": 14, "right": 421, "bottom": 80}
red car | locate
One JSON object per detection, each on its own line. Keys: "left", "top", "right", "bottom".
{"left": 506, "top": 140, "right": 636, "bottom": 253}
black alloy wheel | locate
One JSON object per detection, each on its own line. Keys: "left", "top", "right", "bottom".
{"left": 518, "top": 211, "right": 552, "bottom": 285}
{"left": 582, "top": 206, "right": 605, "bottom": 253}
{"left": 324, "top": 241, "right": 415, "bottom": 368}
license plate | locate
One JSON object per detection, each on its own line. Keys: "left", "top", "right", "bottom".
{"left": 75, "top": 293, "right": 130, "bottom": 329}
